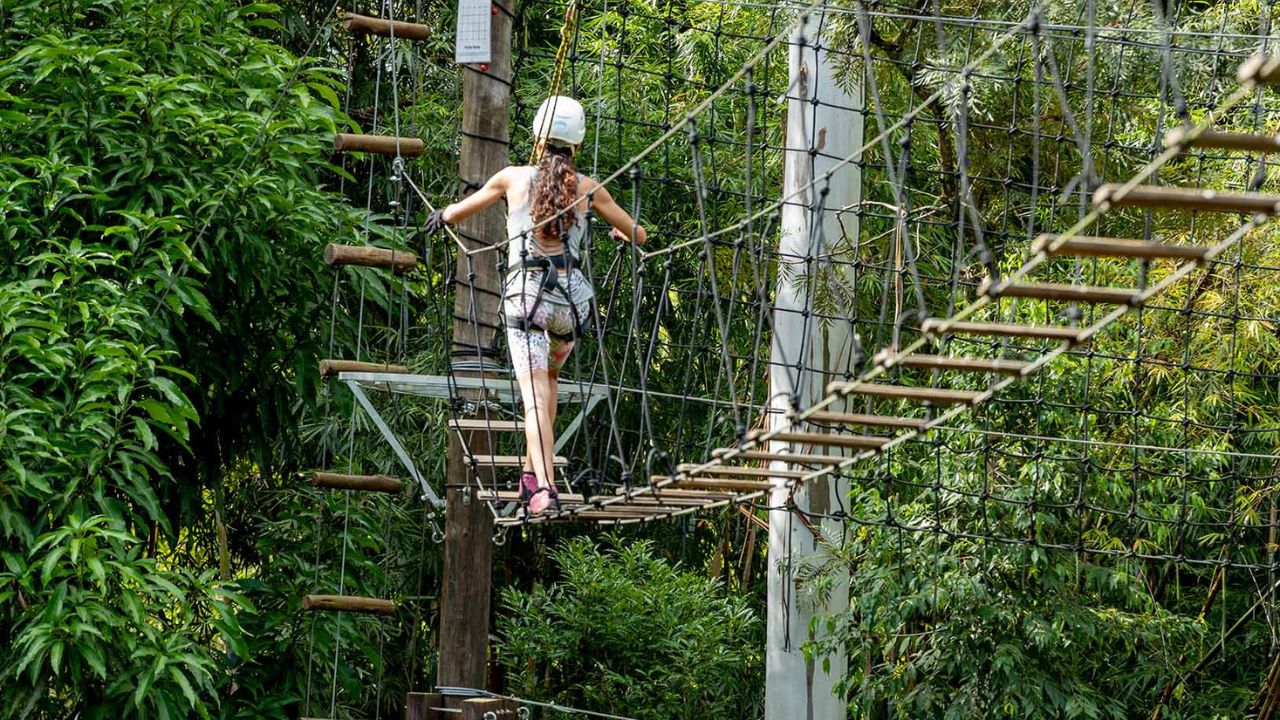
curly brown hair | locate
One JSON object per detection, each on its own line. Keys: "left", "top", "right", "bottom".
{"left": 531, "top": 144, "right": 579, "bottom": 247}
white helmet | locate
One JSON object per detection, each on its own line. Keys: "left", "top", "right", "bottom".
{"left": 532, "top": 95, "right": 586, "bottom": 147}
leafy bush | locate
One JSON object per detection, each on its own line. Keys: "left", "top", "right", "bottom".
{"left": 494, "top": 537, "right": 763, "bottom": 720}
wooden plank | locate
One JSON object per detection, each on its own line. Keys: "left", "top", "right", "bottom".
{"left": 1031, "top": 234, "right": 1208, "bottom": 261}
{"left": 462, "top": 699, "right": 521, "bottom": 720}
{"left": 744, "top": 429, "right": 888, "bottom": 450}
{"left": 310, "top": 471, "right": 404, "bottom": 493}
{"left": 921, "top": 318, "right": 1082, "bottom": 342}
{"left": 711, "top": 448, "right": 848, "bottom": 465}
{"left": 319, "top": 359, "right": 409, "bottom": 377}
{"left": 449, "top": 418, "right": 523, "bottom": 432}
{"left": 670, "top": 477, "right": 776, "bottom": 492}
{"left": 467, "top": 454, "right": 567, "bottom": 467}
{"left": 342, "top": 11, "right": 431, "bottom": 40}
{"left": 333, "top": 133, "right": 425, "bottom": 157}
{"left": 676, "top": 464, "right": 808, "bottom": 479}
{"left": 837, "top": 382, "right": 982, "bottom": 405}
{"left": 802, "top": 410, "right": 927, "bottom": 429}
{"left": 301, "top": 594, "right": 396, "bottom": 616}
{"left": 878, "top": 352, "right": 1028, "bottom": 375}
{"left": 483, "top": 490, "right": 586, "bottom": 503}
{"left": 405, "top": 692, "right": 445, "bottom": 720}
{"left": 984, "top": 280, "right": 1141, "bottom": 305}
{"left": 1164, "top": 127, "right": 1280, "bottom": 153}
{"left": 1238, "top": 54, "right": 1280, "bottom": 85}
{"left": 1092, "top": 183, "right": 1280, "bottom": 215}
{"left": 324, "top": 243, "right": 418, "bottom": 273}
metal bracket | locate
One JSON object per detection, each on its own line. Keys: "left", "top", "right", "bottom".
{"left": 345, "top": 379, "right": 445, "bottom": 507}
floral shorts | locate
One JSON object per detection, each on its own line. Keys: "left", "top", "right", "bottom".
{"left": 504, "top": 295, "right": 590, "bottom": 374}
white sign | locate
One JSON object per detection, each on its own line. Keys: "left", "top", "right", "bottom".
{"left": 455, "top": 0, "right": 491, "bottom": 64}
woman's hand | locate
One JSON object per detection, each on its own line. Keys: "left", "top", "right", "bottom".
{"left": 611, "top": 225, "right": 647, "bottom": 246}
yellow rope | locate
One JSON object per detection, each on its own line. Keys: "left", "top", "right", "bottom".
{"left": 530, "top": 0, "right": 579, "bottom": 164}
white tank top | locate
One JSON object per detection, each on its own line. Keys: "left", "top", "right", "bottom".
{"left": 503, "top": 166, "right": 594, "bottom": 308}
{"left": 505, "top": 166, "right": 588, "bottom": 266}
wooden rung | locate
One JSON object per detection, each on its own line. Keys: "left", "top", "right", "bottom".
{"left": 450, "top": 418, "right": 524, "bottom": 432}
{"left": 676, "top": 464, "right": 808, "bottom": 479}
{"left": 744, "top": 429, "right": 888, "bottom": 450}
{"left": 484, "top": 490, "right": 720, "bottom": 508}
{"left": 342, "top": 11, "right": 431, "bottom": 40}
{"left": 836, "top": 382, "right": 982, "bottom": 405}
{"left": 982, "top": 280, "right": 1141, "bottom": 305}
{"left": 877, "top": 351, "right": 1028, "bottom": 375}
{"left": 1032, "top": 234, "right": 1209, "bottom": 261}
{"left": 921, "top": 319, "right": 1082, "bottom": 342}
{"left": 310, "top": 471, "right": 404, "bottom": 493}
{"left": 670, "top": 477, "right": 776, "bottom": 492}
{"left": 468, "top": 454, "right": 567, "bottom": 467}
{"left": 319, "top": 359, "right": 409, "bottom": 377}
{"left": 803, "top": 410, "right": 927, "bottom": 429}
{"left": 711, "top": 449, "right": 848, "bottom": 465}
{"left": 1164, "top": 127, "right": 1280, "bottom": 153}
{"left": 632, "top": 487, "right": 740, "bottom": 501}
{"left": 333, "top": 133, "right": 425, "bottom": 157}
{"left": 1238, "top": 54, "right": 1280, "bottom": 85}
{"left": 324, "top": 243, "right": 418, "bottom": 273}
{"left": 1092, "top": 183, "right": 1280, "bottom": 215}
{"left": 301, "top": 594, "right": 396, "bottom": 616}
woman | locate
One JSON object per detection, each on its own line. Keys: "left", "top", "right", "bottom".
{"left": 424, "top": 96, "right": 647, "bottom": 514}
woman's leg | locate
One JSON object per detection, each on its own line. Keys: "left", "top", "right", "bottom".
{"left": 516, "top": 367, "right": 557, "bottom": 492}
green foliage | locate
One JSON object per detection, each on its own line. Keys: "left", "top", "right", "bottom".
{"left": 494, "top": 537, "right": 763, "bottom": 719}
{"left": 0, "top": 0, "right": 407, "bottom": 716}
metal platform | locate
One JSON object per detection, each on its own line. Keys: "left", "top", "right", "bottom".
{"left": 337, "top": 372, "right": 610, "bottom": 510}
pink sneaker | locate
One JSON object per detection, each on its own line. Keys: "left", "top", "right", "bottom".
{"left": 518, "top": 472, "right": 539, "bottom": 504}
{"left": 527, "top": 485, "right": 560, "bottom": 515}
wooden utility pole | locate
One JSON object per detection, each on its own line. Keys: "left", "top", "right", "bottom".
{"left": 438, "top": 0, "right": 512, "bottom": 697}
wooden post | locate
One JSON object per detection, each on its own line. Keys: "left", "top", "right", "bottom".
{"left": 438, "top": 0, "right": 512, "bottom": 698}
{"left": 405, "top": 692, "right": 445, "bottom": 720}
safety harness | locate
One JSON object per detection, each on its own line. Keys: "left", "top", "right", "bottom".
{"left": 505, "top": 249, "right": 589, "bottom": 342}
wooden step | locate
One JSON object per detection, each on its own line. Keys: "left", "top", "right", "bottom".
{"left": 744, "top": 429, "right": 888, "bottom": 450}
{"left": 310, "top": 471, "right": 404, "bottom": 493}
{"left": 334, "top": 133, "right": 425, "bottom": 157}
{"left": 487, "top": 490, "right": 724, "bottom": 507}
{"left": 921, "top": 318, "right": 1082, "bottom": 342}
{"left": 450, "top": 418, "right": 524, "bottom": 432}
{"left": 1237, "top": 54, "right": 1280, "bottom": 85}
{"left": 876, "top": 351, "right": 1028, "bottom": 375}
{"left": 319, "top": 359, "right": 409, "bottom": 377}
{"left": 1092, "top": 183, "right": 1280, "bottom": 215}
{"left": 676, "top": 464, "right": 808, "bottom": 479}
{"left": 324, "top": 243, "right": 418, "bottom": 273}
{"left": 982, "top": 280, "right": 1142, "bottom": 305}
{"left": 342, "top": 12, "right": 431, "bottom": 40}
{"left": 803, "top": 410, "right": 927, "bottom": 429}
{"left": 649, "top": 476, "right": 766, "bottom": 494}
{"left": 1031, "top": 234, "right": 1209, "bottom": 261}
{"left": 468, "top": 454, "right": 567, "bottom": 467}
{"left": 669, "top": 477, "right": 776, "bottom": 492}
{"left": 711, "top": 449, "right": 848, "bottom": 465}
{"left": 301, "top": 594, "right": 396, "bottom": 616}
{"left": 1164, "top": 127, "right": 1280, "bottom": 153}
{"left": 837, "top": 382, "right": 982, "bottom": 405}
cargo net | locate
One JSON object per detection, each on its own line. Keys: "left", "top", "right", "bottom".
{"left": 333, "top": 0, "right": 1280, "bottom": 569}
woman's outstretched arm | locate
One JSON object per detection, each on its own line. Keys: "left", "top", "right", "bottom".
{"left": 441, "top": 167, "right": 512, "bottom": 224}
{"left": 582, "top": 177, "right": 647, "bottom": 246}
